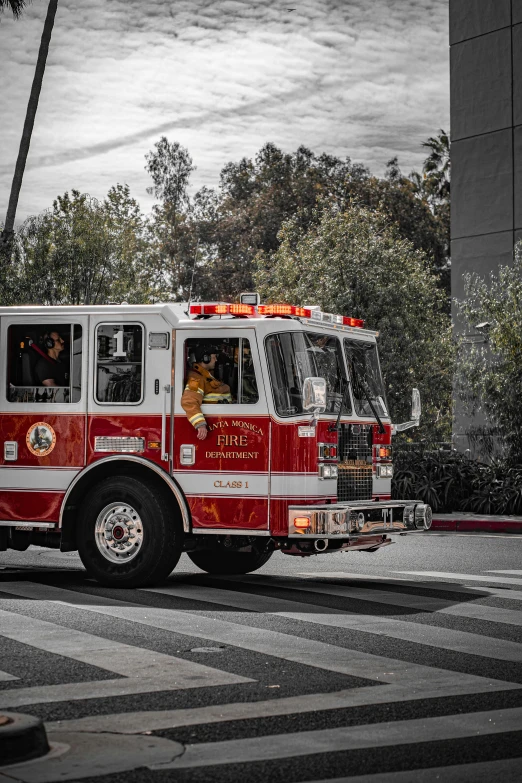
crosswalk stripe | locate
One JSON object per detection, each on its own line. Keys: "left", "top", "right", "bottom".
{"left": 396, "top": 570, "right": 522, "bottom": 586}
{"left": 488, "top": 570, "right": 522, "bottom": 575}
{"left": 305, "top": 757, "right": 522, "bottom": 783}
{"left": 148, "top": 583, "right": 522, "bottom": 662}
{"left": 46, "top": 669, "right": 519, "bottom": 735}
{"left": 298, "top": 571, "right": 522, "bottom": 601}
{"left": 149, "top": 705, "right": 522, "bottom": 770}
{"left": 209, "top": 574, "right": 522, "bottom": 626}
{"left": 1, "top": 581, "right": 518, "bottom": 700}
{"left": 0, "top": 606, "right": 251, "bottom": 708}
{"left": 0, "top": 670, "right": 18, "bottom": 682}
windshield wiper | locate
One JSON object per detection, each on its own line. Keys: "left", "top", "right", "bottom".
{"left": 350, "top": 361, "right": 386, "bottom": 434}
{"left": 329, "top": 376, "right": 350, "bottom": 432}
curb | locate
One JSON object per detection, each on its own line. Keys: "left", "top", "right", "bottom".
{"left": 431, "top": 514, "right": 522, "bottom": 534}
{"left": 0, "top": 712, "right": 50, "bottom": 766}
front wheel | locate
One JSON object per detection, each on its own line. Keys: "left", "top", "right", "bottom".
{"left": 187, "top": 544, "right": 273, "bottom": 575}
{"left": 77, "top": 476, "right": 182, "bottom": 587}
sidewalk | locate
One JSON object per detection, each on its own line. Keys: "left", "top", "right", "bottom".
{"left": 431, "top": 513, "right": 522, "bottom": 534}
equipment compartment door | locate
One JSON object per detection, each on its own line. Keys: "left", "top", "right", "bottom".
{"left": 0, "top": 316, "right": 88, "bottom": 524}
{"left": 173, "top": 328, "right": 270, "bottom": 531}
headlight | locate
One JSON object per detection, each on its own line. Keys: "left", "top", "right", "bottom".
{"left": 415, "top": 504, "right": 433, "bottom": 529}
{"left": 377, "top": 464, "right": 393, "bottom": 478}
{"left": 318, "top": 463, "right": 338, "bottom": 480}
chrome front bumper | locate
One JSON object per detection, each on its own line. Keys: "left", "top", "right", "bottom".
{"left": 288, "top": 500, "right": 432, "bottom": 538}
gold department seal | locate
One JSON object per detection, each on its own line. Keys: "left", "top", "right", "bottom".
{"left": 26, "top": 422, "right": 57, "bottom": 457}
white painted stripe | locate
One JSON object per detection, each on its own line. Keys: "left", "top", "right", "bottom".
{"left": 0, "top": 670, "right": 18, "bottom": 682}
{"left": 150, "top": 706, "right": 522, "bottom": 770}
{"left": 48, "top": 676, "right": 522, "bottom": 735}
{"left": 173, "top": 471, "right": 268, "bottom": 496}
{"left": 305, "top": 758, "right": 522, "bottom": 783}
{"left": 0, "top": 604, "right": 251, "bottom": 708}
{"left": 0, "top": 467, "right": 79, "bottom": 491}
{"left": 2, "top": 582, "right": 513, "bottom": 696}
{"left": 229, "top": 574, "right": 522, "bottom": 627}
{"left": 488, "top": 570, "right": 522, "bottom": 575}
{"left": 299, "top": 572, "right": 522, "bottom": 601}
{"left": 270, "top": 473, "right": 331, "bottom": 497}
{"left": 148, "top": 584, "right": 522, "bottom": 662}
{"left": 397, "top": 570, "right": 522, "bottom": 586}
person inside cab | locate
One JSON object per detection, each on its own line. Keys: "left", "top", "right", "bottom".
{"left": 181, "top": 343, "right": 232, "bottom": 440}
{"left": 35, "top": 330, "right": 69, "bottom": 387}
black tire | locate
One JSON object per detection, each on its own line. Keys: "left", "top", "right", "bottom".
{"left": 187, "top": 546, "right": 273, "bottom": 575}
{"left": 77, "top": 476, "right": 182, "bottom": 588}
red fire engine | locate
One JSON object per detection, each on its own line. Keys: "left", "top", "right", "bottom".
{"left": 0, "top": 299, "right": 431, "bottom": 587}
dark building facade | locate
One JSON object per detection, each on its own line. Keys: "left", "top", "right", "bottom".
{"left": 450, "top": 0, "right": 522, "bottom": 448}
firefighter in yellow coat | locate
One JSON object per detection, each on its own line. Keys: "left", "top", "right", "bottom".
{"left": 181, "top": 343, "right": 232, "bottom": 440}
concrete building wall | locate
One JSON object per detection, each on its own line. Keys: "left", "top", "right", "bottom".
{"left": 450, "top": 0, "right": 522, "bottom": 448}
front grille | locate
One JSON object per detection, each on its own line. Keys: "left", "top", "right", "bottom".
{"left": 94, "top": 437, "right": 145, "bottom": 453}
{"left": 337, "top": 424, "right": 373, "bottom": 502}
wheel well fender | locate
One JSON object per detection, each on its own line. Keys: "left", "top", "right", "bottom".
{"left": 59, "top": 456, "right": 191, "bottom": 551}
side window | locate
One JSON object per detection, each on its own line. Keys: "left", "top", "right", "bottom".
{"left": 96, "top": 324, "right": 144, "bottom": 404}
{"left": 184, "top": 337, "right": 259, "bottom": 404}
{"left": 7, "top": 324, "right": 82, "bottom": 404}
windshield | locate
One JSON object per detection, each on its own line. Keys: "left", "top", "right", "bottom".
{"left": 266, "top": 332, "right": 350, "bottom": 417}
{"left": 344, "top": 338, "right": 388, "bottom": 418}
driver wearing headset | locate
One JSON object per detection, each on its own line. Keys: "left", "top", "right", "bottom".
{"left": 34, "top": 330, "right": 69, "bottom": 387}
{"left": 181, "top": 343, "right": 232, "bottom": 440}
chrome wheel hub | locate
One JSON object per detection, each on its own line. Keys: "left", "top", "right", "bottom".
{"left": 94, "top": 503, "right": 144, "bottom": 563}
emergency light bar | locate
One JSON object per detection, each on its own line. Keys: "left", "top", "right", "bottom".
{"left": 189, "top": 302, "right": 364, "bottom": 328}
{"left": 189, "top": 303, "right": 256, "bottom": 316}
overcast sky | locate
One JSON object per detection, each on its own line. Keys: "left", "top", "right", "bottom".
{"left": 0, "top": 0, "right": 449, "bottom": 225}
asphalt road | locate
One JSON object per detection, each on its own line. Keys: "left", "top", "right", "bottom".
{"left": 1, "top": 530, "right": 522, "bottom": 782}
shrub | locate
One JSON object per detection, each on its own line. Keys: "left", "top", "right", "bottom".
{"left": 392, "top": 447, "right": 522, "bottom": 515}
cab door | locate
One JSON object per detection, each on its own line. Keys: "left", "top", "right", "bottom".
{"left": 0, "top": 315, "right": 88, "bottom": 524}
{"left": 172, "top": 328, "right": 270, "bottom": 531}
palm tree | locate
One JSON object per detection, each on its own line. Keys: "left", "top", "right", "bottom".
{"left": 421, "top": 129, "right": 450, "bottom": 204}
{"left": 1, "top": 0, "right": 59, "bottom": 250}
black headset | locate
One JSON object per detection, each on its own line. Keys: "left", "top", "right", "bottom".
{"left": 196, "top": 344, "right": 216, "bottom": 364}
{"left": 42, "top": 334, "right": 55, "bottom": 350}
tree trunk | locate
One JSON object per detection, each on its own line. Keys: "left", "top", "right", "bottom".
{"left": 1, "top": 0, "right": 59, "bottom": 250}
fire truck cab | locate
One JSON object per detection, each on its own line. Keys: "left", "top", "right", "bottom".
{"left": 0, "top": 301, "right": 431, "bottom": 587}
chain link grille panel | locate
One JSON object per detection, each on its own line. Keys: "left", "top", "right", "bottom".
{"left": 337, "top": 424, "right": 373, "bottom": 502}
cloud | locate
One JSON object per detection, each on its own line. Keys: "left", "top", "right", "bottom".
{"left": 0, "top": 0, "right": 449, "bottom": 223}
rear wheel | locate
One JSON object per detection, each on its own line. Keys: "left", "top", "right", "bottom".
{"left": 77, "top": 476, "right": 182, "bottom": 587}
{"left": 187, "top": 541, "right": 273, "bottom": 575}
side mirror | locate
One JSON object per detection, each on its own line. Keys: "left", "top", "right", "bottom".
{"left": 392, "top": 388, "right": 422, "bottom": 434}
{"left": 411, "top": 388, "right": 421, "bottom": 421}
{"left": 302, "top": 377, "right": 327, "bottom": 413}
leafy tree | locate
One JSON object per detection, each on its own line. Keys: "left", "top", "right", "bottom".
{"left": 456, "top": 245, "right": 522, "bottom": 465}
{"left": 194, "top": 141, "right": 450, "bottom": 303}
{"left": 3, "top": 187, "right": 152, "bottom": 305}
{"left": 1, "top": 0, "right": 59, "bottom": 254}
{"left": 145, "top": 138, "right": 199, "bottom": 301}
{"left": 0, "top": 1, "right": 26, "bottom": 17}
{"left": 255, "top": 203, "right": 453, "bottom": 441}
{"left": 421, "top": 129, "right": 451, "bottom": 205}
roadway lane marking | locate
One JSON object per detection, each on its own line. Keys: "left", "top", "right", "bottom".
{"left": 214, "top": 574, "right": 522, "bottom": 626}
{"left": 0, "top": 607, "right": 251, "bottom": 708}
{"left": 297, "top": 572, "right": 522, "bottom": 601}
{"left": 304, "top": 757, "right": 522, "bottom": 783}
{"left": 396, "top": 570, "right": 522, "bottom": 585}
{"left": 488, "top": 570, "right": 522, "bottom": 575}
{"left": 45, "top": 674, "right": 522, "bottom": 735}
{"left": 1, "top": 581, "right": 513, "bottom": 694}
{"left": 149, "top": 705, "right": 522, "bottom": 770}
{"left": 0, "top": 670, "right": 18, "bottom": 682}
{"left": 148, "top": 583, "right": 522, "bottom": 662}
